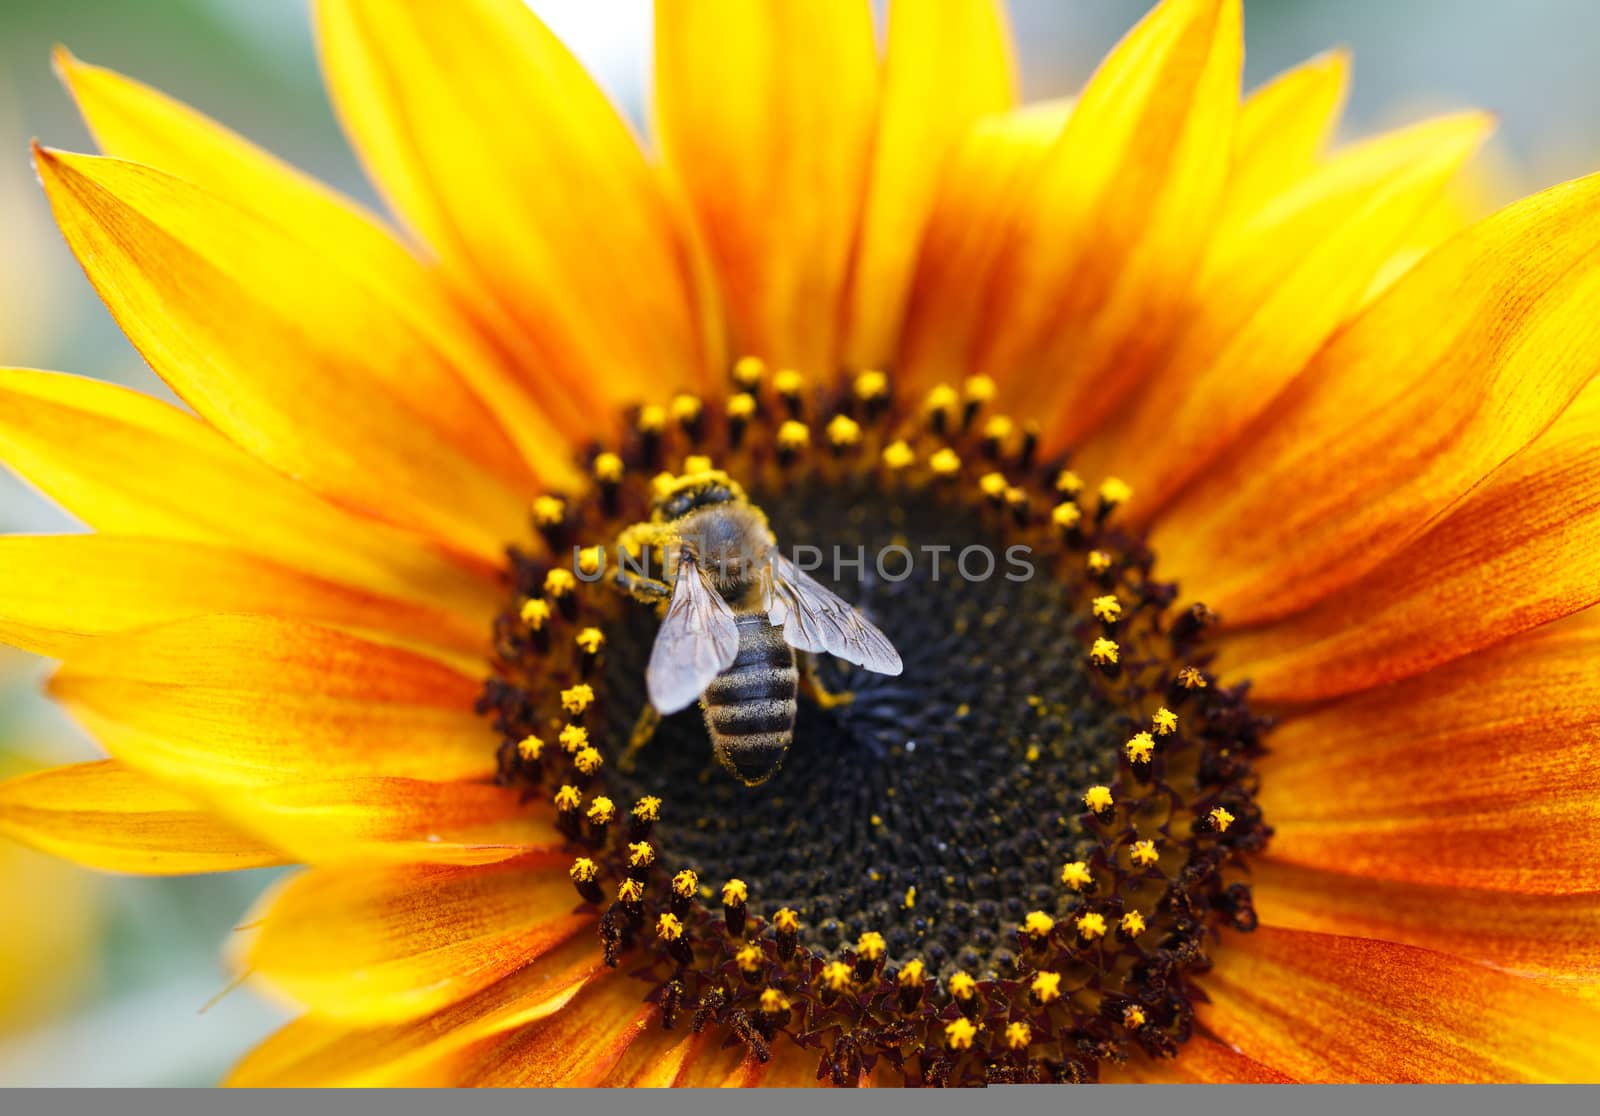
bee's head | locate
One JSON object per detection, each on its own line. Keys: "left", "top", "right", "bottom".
{"left": 650, "top": 468, "right": 748, "bottom": 523}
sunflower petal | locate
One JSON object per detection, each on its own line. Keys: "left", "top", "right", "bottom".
{"left": 0, "top": 369, "right": 499, "bottom": 622}
{"left": 0, "top": 534, "right": 482, "bottom": 660}
{"left": 50, "top": 615, "right": 494, "bottom": 791}
{"left": 454, "top": 971, "right": 657, "bottom": 1086}
{"left": 53, "top": 48, "right": 576, "bottom": 477}
{"left": 1203, "top": 927, "right": 1600, "bottom": 1082}
{"left": 316, "top": 0, "right": 706, "bottom": 411}
{"left": 655, "top": 0, "right": 878, "bottom": 373}
{"left": 599, "top": 1026, "right": 700, "bottom": 1087}
{"left": 1221, "top": 49, "right": 1349, "bottom": 228}
{"left": 35, "top": 146, "right": 532, "bottom": 559}
{"left": 240, "top": 856, "right": 586, "bottom": 1024}
{"left": 1258, "top": 608, "right": 1600, "bottom": 893}
{"left": 1110, "top": 1037, "right": 1293, "bottom": 1083}
{"left": 0, "top": 760, "right": 283, "bottom": 875}
{"left": 1154, "top": 171, "right": 1600, "bottom": 626}
{"left": 840, "top": 0, "right": 1014, "bottom": 368}
{"left": 1221, "top": 380, "right": 1600, "bottom": 699}
{"left": 1252, "top": 859, "right": 1600, "bottom": 1008}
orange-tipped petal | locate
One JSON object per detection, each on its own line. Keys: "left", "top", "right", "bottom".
{"left": 840, "top": 0, "right": 1015, "bottom": 368}
{"left": 1202, "top": 927, "right": 1600, "bottom": 1082}
{"left": 1109, "top": 1037, "right": 1294, "bottom": 1083}
{"left": 655, "top": 0, "right": 878, "bottom": 374}
{"left": 1155, "top": 171, "right": 1600, "bottom": 626}
{"left": 1257, "top": 608, "right": 1600, "bottom": 893}
{"left": 1221, "top": 379, "right": 1600, "bottom": 700}
{"left": 1221, "top": 49, "right": 1349, "bottom": 228}
{"left": 0, "top": 369, "right": 499, "bottom": 622}
{"left": 0, "top": 534, "right": 483, "bottom": 660}
{"left": 0, "top": 760, "right": 283, "bottom": 875}
{"left": 240, "top": 856, "right": 586, "bottom": 1024}
{"left": 50, "top": 615, "right": 493, "bottom": 792}
{"left": 315, "top": 0, "right": 707, "bottom": 413}
{"left": 1252, "top": 858, "right": 1600, "bottom": 1008}
{"left": 34, "top": 146, "right": 534, "bottom": 560}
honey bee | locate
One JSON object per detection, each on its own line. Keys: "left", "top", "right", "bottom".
{"left": 612, "top": 470, "right": 902, "bottom": 785}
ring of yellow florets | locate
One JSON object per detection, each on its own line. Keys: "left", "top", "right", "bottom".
{"left": 477, "top": 359, "right": 1270, "bottom": 1086}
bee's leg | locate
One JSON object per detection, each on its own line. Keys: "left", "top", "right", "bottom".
{"left": 798, "top": 653, "right": 855, "bottom": 710}
{"left": 618, "top": 703, "right": 662, "bottom": 773}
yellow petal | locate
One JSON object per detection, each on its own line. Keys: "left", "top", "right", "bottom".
{"left": 54, "top": 48, "right": 575, "bottom": 478}
{"left": 840, "top": 0, "right": 1015, "bottom": 368}
{"left": 0, "top": 760, "right": 283, "bottom": 875}
{"left": 983, "top": 0, "right": 1243, "bottom": 445}
{"left": 1220, "top": 49, "right": 1349, "bottom": 228}
{"left": 35, "top": 146, "right": 532, "bottom": 560}
{"left": 655, "top": 0, "right": 879, "bottom": 374}
{"left": 1109, "top": 1037, "right": 1293, "bottom": 1083}
{"left": 1097, "top": 112, "right": 1492, "bottom": 520}
{"left": 1155, "top": 171, "right": 1600, "bottom": 625}
{"left": 1220, "top": 379, "right": 1600, "bottom": 700}
{"left": 0, "top": 368, "right": 499, "bottom": 623}
{"left": 239, "top": 856, "right": 587, "bottom": 1024}
{"left": 453, "top": 970, "right": 656, "bottom": 1086}
{"left": 315, "top": 0, "right": 707, "bottom": 412}
{"left": 50, "top": 615, "right": 493, "bottom": 791}
{"left": 0, "top": 534, "right": 483, "bottom": 660}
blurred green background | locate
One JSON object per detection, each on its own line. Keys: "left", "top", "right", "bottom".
{"left": 0, "top": 0, "right": 1594, "bottom": 1087}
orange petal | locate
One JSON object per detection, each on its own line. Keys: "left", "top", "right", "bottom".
{"left": 35, "top": 146, "right": 533, "bottom": 561}
{"left": 0, "top": 534, "right": 482, "bottom": 660}
{"left": 1221, "top": 49, "right": 1349, "bottom": 228}
{"left": 840, "top": 0, "right": 1015, "bottom": 369}
{"left": 1252, "top": 858, "right": 1600, "bottom": 1008}
{"left": 454, "top": 970, "right": 657, "bottom": 1086}
{"left": 599, "top": 1024, "right": 699, "bottom": 1087}
{"left": 655, "top": 0, "right": 878, "bottom": 374}
{"left": 240, "top": 856, "right": 586, "bottom": 1024}
{"left": 316, "top": 0, "right": 707, "bottom": 412}
{"left": 1154, "top": 171, "right": 1600, "bottom": 626}
{"left": 1202, "top": 926, "right": 1600, "bottom": 1081}
{"left": 981, "top": 0, "right": 1243, "bottom": 445}
{"left": 1258, "top": 608, "right": 1600, "bottom": 893}
{"left": 49, "top": 615, "right": 494, "bottom": 791}
{"left": 1097, "top": 112, "right": 1492, "bottom": 521}
{"left": 227, "top": 933, "right": 601, "bottom": 1085}
{"left": 52, "top": 49, "right": 571, "bottom": 479}
{"left": 0, "top": 760, "right": 283, "bottom": 875}
{"left": 1221, "top": 379, "right": 1600, "bottom": 700}
{"left": 1109, "top": 1036, "right": 1293, "bottom": 1083}
{"left": 0, "top": 368, "right": 500, "bottom": 623}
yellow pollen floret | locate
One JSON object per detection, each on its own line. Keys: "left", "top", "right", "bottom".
{"left": 1005, "top": 1021, "right": 1033, "bottom": 1050}
{"left": 773, "top": 368, "right": 805, "bottom": 397}
{"left": 1098, "top": 477, "right": 1132, "bottom": 507}
{"left": 1152, "top": 707, "right": 1179, "bottom": 736}
{"left": 1210, "top": 806, "right": 1236, "bottom": 832}
{"left": 881, "top": 440, "right": 916, "bottom": 470}
{"left": 1124, "top": 1005, "right": 1147, "bottom": 1029}
{"left": 727, "top": 391, "right": 757, "bottom": 419}
{"left": 929, "top": 447, "right": 962, "bottom": 476}
{"left": 1076, "top": 912, "right": 1108, "bottom": 941}
{"left": 531, "top": 495, "right": 565, "bottom": 526}
{"left": 983, "top": 414, "right": 1014, "bottom": 442}
{"left": 1121, "top": 911, "right": 1148, "bottom": 938}
{"left": 576, "top": 627, "right": 605, "bottom": 654}
{"left": 856, "top": 931, "right": 886, "bottom": 961}
{"left": 1023, "top": 910, "right": 1055, "bottom": 939}
{"left": 561, "top": 684, "right": 595, "bottom": 714}
{"left": 1060, "top": 860, "right": 1093, "bottom": 891}
{"left": 732, "top": 355, "right": 765, "bottom": 387}
{"left": 735, "top": 944, "right": 764, "bottom": 973}
{"left": 585, "top": 796, "right": 615, "bottom": 825}
{"left": 568, "top": 857, "right": 598, "bottom": 883}
{"left": 656, "top": 912, "right": 684, "bottom": 941}
{"left": 672, "top": 869, "right": 699, "bottom": 898}
{"left": 1031, "top": 971, "right": 1063, "bottom": 1003}
{"left": 516, "top": 735, "right": 544, "bottom": 762}
{"left": 979, "top": 471, "right": 1009, "bottom": 498}
{"left": 627, "top": 841, "right": 655, "bottom": 868}
{"left": 576, "top": 546, "right": 603, "bottom": 577}
{"left": 1055, "top": 469, "right": 1084, "bottom": 495}
{"left": 1177, "top": 666, "right": 1207, "bottom": 690}
{"left": 1089, "top": 638, "right": 1119, "bottom": 665}
{"left": 1052, "top": 501, "right": 1082, "bottom": 529}
{"left": 760, "top": 988, "right": 791, "bottom": 1014}
{"left": 636, "top": 403, "right": 666, "bottom": 433}
{"left": 544, "top": 568, "right": 576, "bottom": 598}
{"left": 945, "top": 1018, "right": 978, "bottom": 1051}
{"left": 962, "top": 374, "right": 997, "bottom": 403}
{"left": 553, "top": 785, "right": 582, "bottom": 811}
{"left": 633, "top": 796, "right": 662, "bottom": 822}
{"left": 826, "top": 414, "right": 862, "bottom": 447}
{"left": 1083, "top": 785, "right": 1114, "bottom": 813}
{"left": 854, "top": 369, "right": 888, "bottom": 400}
{"left": 924, "top": 383, "right": 959, "bottom": 414}
{"left": 773, "top": 908, "right": 800, "bottom": 934}
{"left": 592, "top": 452, "right": 623, "bottom": 484}
{"left": 683, "top": 453, "right": 713, "bottom": 474}
{"left": 573, "top": 747, "right": 603, "bottom": 775}
{"left": 777, "top": 420, "right": 810, "bottom": 451}
{"left": 821, "top": 961, "right": 854, "bottom": 992}
{"left": 1087, "top": 550, "right": 1113, "bottom": 575}
{"left": 904, "top": 886, "right": 917, "bottom": 909}
{"left": 670, "top": 393, "right": 702, "bottom": 422}
{"left": 617, "top": 878, "right": 645, "bottom": 903}
{"left": 722, "top": 879, "right": 749, "bottom": 906}
{"left": 898, "top": 959, "right": 926, "bottom": 987}
{"left": 559, "top": 724, "right": 589, "bottom": 753}
{"left": 1125, "top": 731, "right": 1155, "bottom": 765}
{"left": 1130, "top": 839, "right": 1160, "bottom": 868}
{"left": 520, "top": 598, "right": 551, "bottom": 629}
{"left": 649, "top": 471, "right": 677, "bottom": 499}
{"left": 1092, "top": 594, "right": 1123, "bottom": 623}
{"left": 948, "top": 971, "right": 977, "bottom": 1001}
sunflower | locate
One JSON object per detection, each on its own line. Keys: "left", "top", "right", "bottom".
{"left": 2, "top": 0, "right": 1599, "bottom": 1087}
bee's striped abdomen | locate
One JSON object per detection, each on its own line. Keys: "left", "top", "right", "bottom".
{"left": 702, "top": 614, "right": 797, "bottom": 785}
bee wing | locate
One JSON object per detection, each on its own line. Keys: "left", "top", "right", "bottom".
{"left": 763, "top": 551, "right": 903, "bottom": 676}
{"left": 647, "top": 555, "right": 741, "bottom": 714}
